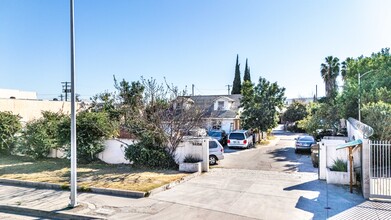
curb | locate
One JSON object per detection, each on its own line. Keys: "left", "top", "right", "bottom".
{"left": 147, "top": 171, "right": 202, "bottom": 197}
{"left": 0, "top": 205, "right": 105, "bottom": 220}
{"left": 0, "top": 178, "right": 145, "bottom": 198}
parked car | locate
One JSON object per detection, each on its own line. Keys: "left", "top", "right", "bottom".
{"left": 209, "top": 139, "right": 224, "bottom": 165}
{"left": 295, "top": 135, "right": 316, "bottom": 153}
{"left": 208, "top": 130, "right": 228, "bottom": 146}
{"left": 227, "top": 130, "right": 253, "bottom": 149}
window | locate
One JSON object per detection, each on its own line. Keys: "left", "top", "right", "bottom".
{"left": 217, "top": 101, "right": 224, "bottom": 110}
{"left": 229, "top": 133, "right": 245, "bottom": 140}
{"left": 212, "top": 119, "right": 222, "bottom": 129}
{"left": 209, "top": 141, "right": 218, "bottom": 148}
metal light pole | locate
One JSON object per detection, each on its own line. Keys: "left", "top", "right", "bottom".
{"left": 69, "top": 0, "right": 78, "bottom": 207}
{"left": 358, "top": 70, "right": 374, "bottom": 122}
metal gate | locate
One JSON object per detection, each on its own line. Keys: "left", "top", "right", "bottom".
{"left": 370, "top": 140, "right": 391, "bottom": 199}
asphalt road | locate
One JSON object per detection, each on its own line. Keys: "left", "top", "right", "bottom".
{"left": 219, "top": 129, "right": 318, "bottom": 174}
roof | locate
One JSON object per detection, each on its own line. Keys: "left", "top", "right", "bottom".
{"left": 336, "top": 139, "right": 363, "bottom": 150}
{"left": 179, "top": 94, "right": 242, "bottom": 119}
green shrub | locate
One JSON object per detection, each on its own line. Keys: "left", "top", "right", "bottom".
{"left": 183, "top": 155, "right": 202, "bottom": 163}
{"left": 58, "top": 111, "right": 118, "bottom": 163}
{"left": 330, "top": 158, "right": 347, "bottom": 172}
{"left": 18, "top": 111, "right": 66, "bottom": 159}
{"left": 124, "top": 134, "right": 177, "bottom": 169}
{"left": 0, "top": 111, "right": 22, "bottom": 154}
{"left": 18, "top": 119, "right": 55, "bottom": 159}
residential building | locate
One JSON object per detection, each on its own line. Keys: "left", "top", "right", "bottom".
{"left": 178, "top": 94, "right": 242, "bottom": 132}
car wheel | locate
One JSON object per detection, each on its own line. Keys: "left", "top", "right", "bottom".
{"left": 209, "top": 155, "right": 217, "bottom": 165}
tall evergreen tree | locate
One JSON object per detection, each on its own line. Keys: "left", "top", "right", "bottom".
{"left": 231, "top": 54, "right": 242, "bottom": 94}
{"left": 243, "top": 58, "right": 251, "bottom": 82}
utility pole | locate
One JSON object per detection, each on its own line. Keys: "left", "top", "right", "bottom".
{"left": 59, "top": 94, "right": 64, "bottom": 101}
{"left": 226, "top": 85, "right": 231, "bottom": 95}
{"left": 62, "top": 81, "right": 71, "bottom": 101}
{"left": 315, "top": 84, "right": 318, "bottom": 100}
{"left": 192, "top": 84, "right": 194, "bottom": 96}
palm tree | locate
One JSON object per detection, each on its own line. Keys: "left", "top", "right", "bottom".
{"left": 320, "top": 56, "right": 340, "bottom": 98}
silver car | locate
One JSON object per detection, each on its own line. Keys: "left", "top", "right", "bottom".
{"left": 209, "top": 139, "right": 224, "bottom": 165}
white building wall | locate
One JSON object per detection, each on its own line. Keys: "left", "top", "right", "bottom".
{"left": 347, "top": 119, "right": 371, "bottom": 198}
{"left": 0, "top": 99, "right": 85, "bottom": 123}
{"left": 319, "top": 139, "right": 348, "bottom": 180}
{"left": 175, "top": 137, "right": 209, "bottom": 172}
{"left": 0, "top": 89, "right": 37, "bottom": 99}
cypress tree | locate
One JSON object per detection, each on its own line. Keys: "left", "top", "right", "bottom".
{"left": 231, "top": 54, "right": 242, "bottom": 94}
{"left": 243, "top": 58, "right": 251, "bottom": 82}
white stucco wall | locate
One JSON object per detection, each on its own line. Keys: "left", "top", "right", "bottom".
{"left": 175, "top": 137, "right": 209, "bottom": 172}
{"left": 319, "top": 139, "right": 348, "bottom": 180}
{"left": 97, "top": 139, "right": 135, "bottom": 164}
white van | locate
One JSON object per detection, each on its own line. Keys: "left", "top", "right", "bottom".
{"left": 227, "top": 130, "right": 253, "bottom": 149}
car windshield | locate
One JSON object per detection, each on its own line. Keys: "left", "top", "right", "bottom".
{"left": 298, "top": 136, "right": 314, "bottom": 142}
{"left": 229, "top": 133, "right": 245, "bottom": 140}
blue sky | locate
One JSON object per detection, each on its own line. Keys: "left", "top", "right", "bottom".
{"left": 1, "top": 0, "right": 390, "bottom": 100}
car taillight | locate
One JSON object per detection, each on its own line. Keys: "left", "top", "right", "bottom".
{"left": 221, "top": 147, "right": 224, "bottom": 153}
{"left": 227, "top": 140, "right": 230, "bottom": 144}
{"left": 243, "top": 140, "right": 247, "bottom": 144}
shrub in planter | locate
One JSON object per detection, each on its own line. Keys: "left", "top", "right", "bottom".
{"left": 330, "top": 158, "right": 347, "bottom": 172}
{"left": 180, "top": 154, "right": 202, "bottom": 173}
{"left": 183, "top": 154, "right": 202, "bottom": 163}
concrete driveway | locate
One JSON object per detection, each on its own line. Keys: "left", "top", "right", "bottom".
{"left": 139, "top": 131, "right": 365, "bottom": 219}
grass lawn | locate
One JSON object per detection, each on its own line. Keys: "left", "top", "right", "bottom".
{"left": 0, "top": 154, "right": 187, "bottom": 192}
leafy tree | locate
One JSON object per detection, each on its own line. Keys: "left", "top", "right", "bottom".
{"left": 243, "top": 58, "right": 251, "bottom": 82}
{"left": 282, "top": 101, "right": 308, "bottom": 123}
{"left": 113, "top": 77, "right": 206, "bottom": 168}
{"left": 113, "top": 75, "right": 145, "bottom": 121}
{"left": 338, "top": 48, "right": 391, "bottom": 119}
{"left": 231, "top": 54, "right": 242, "bottom": 94}
{"left": 90, "top": 91, "right": 120, "bottom": 121}
{"left": 0, "top": 111, "right": 21, "bottom": 154}
{"left": 298, "top": 101, "right": 341, "bottom": 136}
{"left": 362, "top": 101, "right": 391, "bottom": 140}
{"left": 241, "top": 77, "right": 285, "bottom": 132}
{"left": 321, "top": 56, "right": 340, "bottom": 99}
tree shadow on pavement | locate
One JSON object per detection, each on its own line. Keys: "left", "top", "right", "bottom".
{"left": 284, "top": 179, "right": 365, "bottom": 219}
{"left": 267, "top": 147, "right": 318, "bottom": 173}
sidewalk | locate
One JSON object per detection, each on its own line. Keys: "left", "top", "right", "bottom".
{"left": 1, "top": 170, "right": 390, "bottom": 219}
